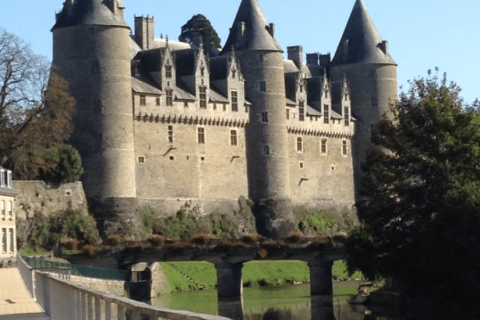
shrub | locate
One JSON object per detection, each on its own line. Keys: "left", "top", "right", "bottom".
{"left": 309, "top": 236, "right": 331, "bottom": 249}
{"left": 81, "top": 244, "right": 96, "bottom": 257}
{"left": 193, "top": 233, "right": 211, "bottom": 246}
{"left": 286, "top": 231, "right": 305, "bottom": 244}
{"left": 106, "top": 235, "right": 121, "bottom": 246}
{"left": 63, "top": 238, "right": 79, "bottom": 250}
{"left": 148, "top": 235, "right": 165, "bottom": 247}
{"left": 242, "top": 234, "right": 261, "bottom": 245}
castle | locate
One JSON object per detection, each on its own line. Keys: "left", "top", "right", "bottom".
{"left": 51, "top": 0, "right": 398, "bottom": 238}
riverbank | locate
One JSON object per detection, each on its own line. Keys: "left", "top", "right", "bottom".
{"left": 158, "top": 260, "right": 363, "bottom": 295}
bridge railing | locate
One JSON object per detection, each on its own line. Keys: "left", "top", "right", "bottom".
{"left": 23, "top": 256, "right": 128, "bottom": 281}
{"left": 17, "top": 255, "right": 231, "bottom": 320}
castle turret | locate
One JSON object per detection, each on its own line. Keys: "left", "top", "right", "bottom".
{"left": 222, "top": 0, "right": 294, "bottom": 238}
{"left": 52, "top": 0, "right": 137, "bottom": 219}
{"left": 329, "top": 0, "right": 398, "bottom": 197}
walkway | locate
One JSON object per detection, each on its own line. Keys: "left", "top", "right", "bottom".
{"left": 0, "top": 268, "right": 49, "bottom": 319}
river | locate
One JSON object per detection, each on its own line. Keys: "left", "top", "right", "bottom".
{"left": 152, "top": 281, "right": 402, "bottom": 320}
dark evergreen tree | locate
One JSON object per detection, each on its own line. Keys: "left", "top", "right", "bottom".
{"left": 179, "top": 14, "right": 221, "bottom": 51}
{"left": 347, "top": 69, "right": 480, "bottom": 316}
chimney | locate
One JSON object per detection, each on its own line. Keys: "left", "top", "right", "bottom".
{"left": 135, "top": 16, "right": 155, "bottom": 50}
{"left": 306, "top": 53, "right": 319, "bottom": 66}
{"left": 269, "top": 23, "right": 276, "bottom": 39}
{"left": 287, "top": 46, "right": 303, "bottom": 67}
{"left": 319, "top": 53, "right": 331, "bottom": 67}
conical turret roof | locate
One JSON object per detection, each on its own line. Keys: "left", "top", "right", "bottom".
{"left": 331, "top": 0, "right": 395, "bottom": 66}
{"left": 52, "top": 0, "right": 128, "bottom": 30}
{"left": 222, "top": 0, "right": 282, "bottom": 53}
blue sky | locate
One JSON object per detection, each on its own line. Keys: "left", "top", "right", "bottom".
{"left": 1, "top": 0, "right": 479, "bottom": 103}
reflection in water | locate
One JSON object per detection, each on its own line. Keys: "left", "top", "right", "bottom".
{"left": 152, "top": 282, "right": 384, "bottom": 320}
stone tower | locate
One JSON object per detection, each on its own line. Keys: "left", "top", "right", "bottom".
{"left": 329, "top": 0, "right": 398, "bottom": 197}
{"left": 51, "top": 0, "right": 137, "bottom": 222}
{"left": 222, "top": 0, "right": 294, "bottom": 238}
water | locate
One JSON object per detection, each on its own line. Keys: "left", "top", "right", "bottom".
{"left": 152, "top": 281, "right": 398, "bottom": 320}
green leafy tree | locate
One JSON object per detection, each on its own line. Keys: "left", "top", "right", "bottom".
{"left": 42, "top": 144, "right": 83, "bottom": 183}
{"left": 347, "top": 70, "right": 480, "bottom": 314}
{"left": 179, "top": 14, "right": 222, "bottom": 51}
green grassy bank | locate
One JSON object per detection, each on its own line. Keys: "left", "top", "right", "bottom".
{"left": 159, "top": 260, "right": 363, "bottom": 294}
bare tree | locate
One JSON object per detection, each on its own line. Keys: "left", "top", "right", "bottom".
{"left": 0, "top": 28, "right": 76, "bottom": 179}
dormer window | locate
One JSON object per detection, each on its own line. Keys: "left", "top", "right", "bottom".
{"left": 201, "top": 67, "right": 205, "bottom": 77}
{"left": 231, "top": 91, "right": 238, "bottom": 112}
{"left": 299, "top": 102, "right": 305, "bottom": 122}
{"left": 300, "top": 85, "right": 303, "bottom": 93}
{"left": 156, "top": 98, "right": 161, "bottom": 106}
{"left": 140, "top": 95, "right": 146, "bottom": 106}
{"left": 232, "top": 69, "right": 236, "bottom": 79}
{"left": 199, "top": 86, "right": 207, "bottom": 109}
{"left": 324, "top": 105, "right": 329, "bottom": 124}
{"left": 166, "top": 89, "right": 173, "bottom": 106}
{"left": 166, "top": 65, "right": 173, "bottom": 79}
{"left": 344, "top": 107, "right": 350, "bottom": 126}
{"left": 324, "top": 90, "right": 328, "bottom": 98}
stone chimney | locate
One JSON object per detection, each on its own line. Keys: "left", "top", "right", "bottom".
{"left": 287, "top": 46, "right": 303, "bottom": 68}
{"left": 319, "top": 53, "right": 331, "bottom": 67}
{"left": 306, "top": 53, "right": 319, "bottom": 66}
{"left": 135, "top": 16, "right": 155, "bottom": 50}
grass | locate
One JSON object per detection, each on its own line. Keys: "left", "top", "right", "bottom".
{"left": 159, "top": 260, "right": 363, "bottom": 295}
{"left": 19, "top": 247, "right": 53, "bottom": 256}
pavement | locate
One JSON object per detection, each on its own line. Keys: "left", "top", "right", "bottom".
{"left": 0, "top": 268, "right": 49, "bottom": 319}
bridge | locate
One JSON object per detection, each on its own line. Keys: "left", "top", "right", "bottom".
{"left": 66, "top": 239, "right": 347, "bottom": 299}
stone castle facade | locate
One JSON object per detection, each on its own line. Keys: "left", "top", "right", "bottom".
{"left": 51, "top": 0, "right": 397, "bottom": 238}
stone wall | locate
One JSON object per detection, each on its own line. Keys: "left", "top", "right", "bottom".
{"left": 70, "top": 275, "right": 127, "bottom": 297}
{"left": 13, "top": 181, "right": 88, "bottom": 220}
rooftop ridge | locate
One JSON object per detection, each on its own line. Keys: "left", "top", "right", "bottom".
{"left": 331, "top": 0, "right": 396, "bottom": 66}
{"left": 222, "top": 0, "right": 282, "bottom": 53}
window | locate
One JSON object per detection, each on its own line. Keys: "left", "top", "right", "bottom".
{"left": 232, "top": 69, "right": 236, "bottom": 79}
{"left": 1, "top": 200, "right": 4, "bottom": 215}
{"left": 300, "top": 85, "right": 303, "bottom": 93}
{"left": 261, "top": 112, "right": 269, "bottom": 123}
{"left": 231, "top": 91, "right": 238, "bottom": 112}
{"left": 2, "top": 228, "right": 6, "bottom": 253}
{"left": 344, "top": 107, "right": 350, "bottom": 126}
{"left": 200, "top": 67, "right": 205, "bottom": 77}
{"left": 286, "top": 109, "right": 290, "bottom": 120}
{"left": 321, "top": 139, "right": 327, "bottom": 154}
{"left": 168, "top": 126, "right": 174, "bottom": 143}
{"left": 184, "top": 101, "right": 188, "bottom": 108}
{"left": 260, "top": 81, "right": 266, "bottom": 92}
{"left": 345, "top": 92, "right": 349, "bottom": 101}
{"left": 199, "top": 86, "right": 207, "bottom": 109}
{"left": 156, "top": 97, "right": 161, "bottom": 106}
{"left": 9, "top": 229, "right": 13, "bottom": 252}
{"left": 343, "top": 140, "right": 348, "bottom": 156}
{"left": 140, "top": 95, "right": 146, "bottom": 106}
{"left": 166, "top": 90, "right": 173, "bottom": 106}
{"left": 8, "top": 201, "right": 12, "bottom": 219}
{"left": 324, "top": 105, "right": 329, "bottom": 124}
{"left": 299, "top": 162, "right": 304, "bottom": 169}
{"left": 297, "top": 137, "right": 303, "bottom": 152}
{"left": 223, "top": 104, "right": 226, "bottom": 111}
{"left": 169, "top": 156, "right": 175, "bottom": 161}
{"left": 230, "top": 130, "right": 238, "bottom": 146}
{"left": 263, "top": 146, "right": 270, "bottom": 156}
{"left": 324, "top": 90, "right": 328, "bottom": 98}
{"left": 4, "top": 171, "right": 7, "bottom": 187}
{"left": 213, "top": 103, "right": 217, "bottom": 110}
{"left": 139, "top": 157, "right": 145, "bottom": 163}
{"left": 198, "top": 128, "right": 205, "bottom": 144}
{"left": 299, "top": 102, "right": 305, "bottom": 122}
{"left": 166, "top": 65, "right": 172, "bottom": 78}
{"left": 258, "top": 54, "right": 264, "bottom": 63}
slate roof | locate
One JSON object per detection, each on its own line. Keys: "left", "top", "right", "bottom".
{"left": 175, "top": 50, "right": 198, "bottom": 77}
{"left": 331, "top": 0, "right": 396, "bottom": 66}
{"left": 134, "top": 48, "right": 165, "bottom": 73}
{"left": 209, "top": 89, "right": 230, "bottom": 103}
{"left": 222, "top": 0, "right": 282, "bottom": 53}
{"left": 52, "top": 0, "right": 129, "bottom": 30}
{"left": 209, "top": 57, "right": 229, "bottom": 81}
{"left": 132, "top": 76, "right": 162, "bottom": 95}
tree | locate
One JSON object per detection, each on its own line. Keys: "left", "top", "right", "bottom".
{"left": 0, "top": 28, "right": 76, "bottom": 179}
{"left": 42, "top": 144, "right": 84, "bottom": 183}
{"left": 179, "top": 14, "right": 222, "bottom": 51}
{"left": 347, "top": 70, "right": 480, "bottom": 314}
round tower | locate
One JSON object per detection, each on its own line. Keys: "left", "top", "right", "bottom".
{"left": 223, "top": 0, "right": 294, "bottom": 238}
{"left": 51, "top": 0, "right": 136, "bottom": 212}
{"left": 329, "top": 0, "right": 398, "bottom": 197}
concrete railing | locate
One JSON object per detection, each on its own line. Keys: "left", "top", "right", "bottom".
{"left": 18, "top": 255, "right": 231, "bottom": 320}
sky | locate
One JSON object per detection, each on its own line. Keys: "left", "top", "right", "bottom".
{"left": 1, "top": 0, "right": 479, "bottom": 103}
